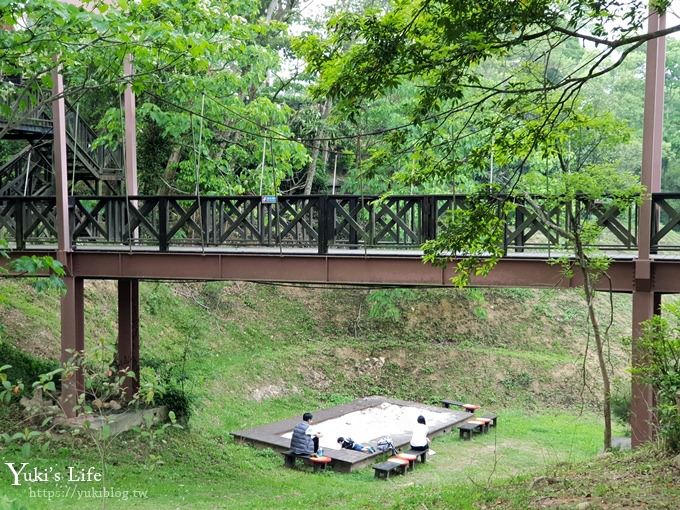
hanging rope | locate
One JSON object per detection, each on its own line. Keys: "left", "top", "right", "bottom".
{"left": 269, "top": 132, "right": 279, "bottom": 195}
{"left": 331, "top": 152, "right": 338, "bottom": 195}
{"left": 195, "top": 93, "right": 206, "bottom": 253}
{"left": 22, "top": 150, "right": 32, "bottom": 196}
{"left": 267, "top": 134, "right": 282, "bottom": 256}
{"left": 258, "top": 136, "right": 267, "bottom": 196}
{"left": 489, "top": 133, "right": 495, "bottom": 185}
{"left": 356, "top": 135, "right": 368, "bottom": 257}
{"left": 71, "top": 102, "right": 79, "bottom": 194}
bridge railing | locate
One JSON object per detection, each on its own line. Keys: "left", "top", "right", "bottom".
{"left": 0, "top": 194, "right": 653, "bottom": 254}
{"left": 651, "top": 193, "right": 680, "bottom": 253}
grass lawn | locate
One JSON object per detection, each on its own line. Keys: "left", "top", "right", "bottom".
{"left": 1, "top": 408, "right": 620, "bottom": 510}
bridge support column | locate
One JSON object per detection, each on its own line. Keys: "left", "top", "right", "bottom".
{"left": 60, "top": 277, "right": 84, "bottom": 418}
{"left": 629, "top": 4, "right": 666, "bottom": 446}
{"left": 117, "top": 279, "right": 140, "bottom": 399}
{"left": 631, "top": 291, "right": 661, "bottom": 446}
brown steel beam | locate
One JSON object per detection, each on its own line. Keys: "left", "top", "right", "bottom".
{"left": 51, "top": 65, "right": 70, "bottom": 253}
{"left": 60, "top": 276, "right": 84, "bottom": 418}
{"left": 123, "top": 55, "right": 138, "bottom": 196}
{"left": 14, "top": 251, "right": 680, "bottom": 292}
{"left": 117, "top": 279, "right": 140, "bottom": 399}
{"left": 631, "top": 5, "right": 667, "bottom": 446}
{"left": 631, "top": 291, "right": 661, "bottom": 446}
{"left": 37, "top": 252, "right": 636, "bottom": 291}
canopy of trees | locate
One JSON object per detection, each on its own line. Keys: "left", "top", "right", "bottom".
{"left": 1, "top": 0, "right": 678, "bottom": 197}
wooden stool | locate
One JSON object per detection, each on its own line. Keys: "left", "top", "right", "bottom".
{"left": 481, "top": 412, "right": 498, "bottom": 427}
{"left": 396, "top": 453, "right": 418, "bottom": 470}
{"left": 468, "top": 419, "right": 490, "bottom": 433}
{"left": 373, "top": 461, "right": 407, "bottom": 479}
{"left": 387, "top": 456, "right": 411, "bottom": 472}
{"left": 457, "top": 422, "right": 481, "bottom": 440}
{"left": 309, "top": 456, "right": 332, "bottom": 471}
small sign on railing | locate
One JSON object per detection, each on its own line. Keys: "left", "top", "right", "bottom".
{"left": 261, "top": 195, "right": 278, "bottom": 204}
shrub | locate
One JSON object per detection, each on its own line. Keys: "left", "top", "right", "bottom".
{"left": 0, "top": 342, "right": 58, "bottom": 395}
{"left": 141, "top": 357, "right": 194, "bottom": 420}
{"left": 611, "top": 380, "right": 631, "bottom": 428}
{"left": 366, "top": 289, "right": 418, "bottom": 323}
{"left": 639, "top": 303, "right": 680, "bottom": 452}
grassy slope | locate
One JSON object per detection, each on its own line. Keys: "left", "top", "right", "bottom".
{"left": 2, "top": 280, "right": 676, "bottom": 509}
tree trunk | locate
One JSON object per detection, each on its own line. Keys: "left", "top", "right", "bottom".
{"left": 582, "top": 265, "right": 613, "bottom": 451}
{"left": 573, "top": 221, "right": 612, "bottom": 451}
{"left": 525, "top": 194, "right": 615, "bottom": 451}
{"left": 157, "top": 146, "right": 182, "bottom": 195}
{"left": 264, "top": 0, "right": 297, "bottom": 22}
{"left": 303, "top": 140, "right": 321, "bottom": 195}
{"left": 302, "top": 98, "right": 331, "bottom": 195}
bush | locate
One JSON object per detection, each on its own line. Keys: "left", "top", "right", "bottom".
{"left": 611, "top": 381, "right": 631, "bottom": 428}
{"left": 155, "top": 386, "right": 194, "bottom": 422}
{"left": 141, "top": 357, "right": 194, "bottom": 420}
{"left": 0, "top": 342, "right": 58, "bottom": 395}
{"left": 366, "top": 289, "right": 418, "bottom": 322}
{"left": 640, "top": 304, "right": 680, "bottom": 452}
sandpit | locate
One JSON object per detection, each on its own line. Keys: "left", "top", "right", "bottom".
{"left": 231, "top": 396, "right": 471, "bottom": 472}
{"left": 281, "top": 401, "right": 454, "bottom": 449}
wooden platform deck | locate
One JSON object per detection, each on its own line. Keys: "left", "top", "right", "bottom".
{"left": 230, "top": 396, "right": 470, "bottom": 472}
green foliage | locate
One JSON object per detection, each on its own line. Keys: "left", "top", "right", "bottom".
{"left": 134, "top": 410, "right": 182, "bottom": 450}
{"left": 422, "top": 190, "right": 513, "bottom": 286}
{"left": 143, "top": 356, "right": 194, "bottom": 419}
{"left": 200, "top": 281, "right": 226, "bottom": 309}
{"left": 304, "top": 0, "right": 655, "bottom": 112}
{"left": 501, "top": 371, "right": 534, "bottom": 391}
{"left": 639, "top": 302, "right": 680, "bottom": 451}
{"left": 154, "top": 385, "right": 194, "bottom": 421}
{"left": 611, "top": 380, "right": 632, "bottom": 428}
{"left": 366, "top": 288, "right": 417, "bottom": 322}
{"left": 1, "top": 0, "right": 310, "bottom": 195}
{"left": 9, "top": 256, "right": 66, "bottom": 294}
{"left": 0, "top": 343, "right": 58, "bottom": 396}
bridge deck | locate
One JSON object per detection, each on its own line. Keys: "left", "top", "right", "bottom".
{"left": 1, "top": 193, "right": 680, "bottom": 291}
{"left": 7, "top": 248, "right": 680, "bottom": 293}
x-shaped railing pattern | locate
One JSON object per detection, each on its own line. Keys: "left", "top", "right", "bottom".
{"left": 0, "top": 193, "right": 670, "bottom": 255}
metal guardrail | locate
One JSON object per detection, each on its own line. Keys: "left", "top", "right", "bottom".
{"left": 0, "top": 193, "right": 656, "bottom": 255}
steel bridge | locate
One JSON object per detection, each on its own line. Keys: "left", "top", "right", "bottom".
{"left": 0, "top": 191, "right": 679, "bottom": 278}
{"left": 0, "top": 9, "right": 671, "bottom": 449}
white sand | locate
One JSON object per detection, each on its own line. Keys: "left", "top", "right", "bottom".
{"left": 282, "top": 402, "right": 453, "bottom": 449}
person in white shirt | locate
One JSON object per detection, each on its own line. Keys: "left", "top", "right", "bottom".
{"left": 409, "top": 415, "right": 430, "bottom": 451}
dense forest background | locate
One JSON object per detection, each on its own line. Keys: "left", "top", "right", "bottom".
{"left": 2, "top": 0, "right": 679, "bottom": 197}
